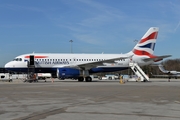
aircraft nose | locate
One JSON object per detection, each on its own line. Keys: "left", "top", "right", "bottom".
{"left": 4, "top": 62, "right": 14, "bottom": 68}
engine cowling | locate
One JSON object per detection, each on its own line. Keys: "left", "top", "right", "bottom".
{"left": 57, "top": 68, "right": 80, "bottom": 79}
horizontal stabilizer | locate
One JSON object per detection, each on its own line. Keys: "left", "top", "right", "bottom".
{"left": 142, "top": 55, "right": 171, "bottom": 62}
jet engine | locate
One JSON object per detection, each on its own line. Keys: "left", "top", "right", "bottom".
{"left": 56, "top": 68, "right": 92, "bottom": 82}
{"left": 57, "top": 68, "right": 80, "bottom": 79}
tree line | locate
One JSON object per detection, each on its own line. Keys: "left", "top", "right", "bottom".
{"left": 142, "top": 59, "right": 180, "bottom": 77}
{"left": 117, "top": 59, "right": 180, "bottom": 78}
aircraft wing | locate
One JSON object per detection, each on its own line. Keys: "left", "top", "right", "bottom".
{"left": 142, "top": 55, "right": 172, "bottom": 62}
{"left": 151, "top": 74, "right": 179, "bottom": 77}
{"left": 151, "top": 73, "right": 180, "bottom": 78}
{"left": 76, "top": 55, "right": 132, "bottom": 70}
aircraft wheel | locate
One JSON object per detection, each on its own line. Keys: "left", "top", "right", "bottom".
{"left": 85, "top": 77, "right": 92, "bottom": 82}
{"left": 78, "top": 77, "right": 84, "bottom": 82}
{"left": 143, "top": 79, "right": 147, "bottom": 82}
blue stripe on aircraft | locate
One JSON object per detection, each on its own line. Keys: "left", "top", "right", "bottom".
{"left": 139, "top": 43, "right": 154, "bottom": 50}
{"left": 6, "top": 67, "right": 129, "bottom": 74}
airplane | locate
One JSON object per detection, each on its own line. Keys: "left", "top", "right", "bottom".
{"left": 158, "top": 64, "right": 180, "bottom": 79}
{"left": 4, "top": 27, "right": 171, "bottom": 82}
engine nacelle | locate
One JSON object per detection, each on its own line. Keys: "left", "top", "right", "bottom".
{"left": 57, "top": 68, "right": 80, "bottom": 79}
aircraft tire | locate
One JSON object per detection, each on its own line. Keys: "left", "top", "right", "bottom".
{"left": 78, "top": 77, "right": 84, "bottom": 82}
{"left": 85, "top": 77, "right": 92, "bottom": 82}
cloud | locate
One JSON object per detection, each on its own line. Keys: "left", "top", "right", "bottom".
{"left": 174, "top": 21, "right": 180, "bottom": 32}
{"left": 73, "top": 34, "right": 101, "bottom": 45}
{"left": 57, "top": 0, "right": 126, "bottom": 45}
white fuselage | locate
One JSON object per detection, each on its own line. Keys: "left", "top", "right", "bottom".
{"left": 5, "top": 53, "right": 153, "bottom": 71}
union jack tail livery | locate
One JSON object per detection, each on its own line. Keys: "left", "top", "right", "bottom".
{"left": 133, "top": 27, "right": 158, "bottom": 57}
{"left": 130, "top": 27, "right": 170, "bottom": 62}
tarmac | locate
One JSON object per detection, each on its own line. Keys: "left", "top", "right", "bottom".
{"left": 0, "top": 78, "right": 180, "bottom": 120}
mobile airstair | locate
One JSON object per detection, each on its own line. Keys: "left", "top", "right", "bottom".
{"left": 129, "top": 62, "right": 149, "bottom": 82}
{"left": 26, "top": 55, "right": 37, "bottom": 82}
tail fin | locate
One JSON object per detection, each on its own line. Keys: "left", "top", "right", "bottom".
{"left": 132, "top": 27, "right": 159, "bottom": 57}
{"left": 158, "top": 64, "right": 169, "bottom": 73}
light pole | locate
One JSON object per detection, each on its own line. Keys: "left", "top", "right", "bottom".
{"left": 69, "top": 40, "right": 73, "bottom": 53}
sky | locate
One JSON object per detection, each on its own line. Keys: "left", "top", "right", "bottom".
{"left": 0, "top": 0, "right": 180, "bottom": 67}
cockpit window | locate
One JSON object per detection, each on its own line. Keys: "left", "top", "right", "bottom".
{"left": 13, "top": 58, "right": 22, "bottom": 61}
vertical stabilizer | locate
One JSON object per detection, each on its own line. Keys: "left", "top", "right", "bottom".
{"left": 158, "top": 64, "right": 169, "bottom": 73}
{"left": 132, "top": 27, "right": 159, "bottom": 57}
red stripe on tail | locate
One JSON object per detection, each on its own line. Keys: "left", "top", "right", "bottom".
{"left": 139, "top": 32, "right": 158, "bottom": 43}
{"left": 133, "top": 49, "right": 156, "bottom": 58}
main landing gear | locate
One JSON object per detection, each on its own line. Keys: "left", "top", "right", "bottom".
{"left": 78, "top": 76, "right": 92, "bottom": 82}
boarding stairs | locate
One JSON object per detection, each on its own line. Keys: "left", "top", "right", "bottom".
{"left": 26, "top": 55, "right": 37, "bottom": 82}
{"left": 129, "top": 62, "right": 149, "bottom": 82}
